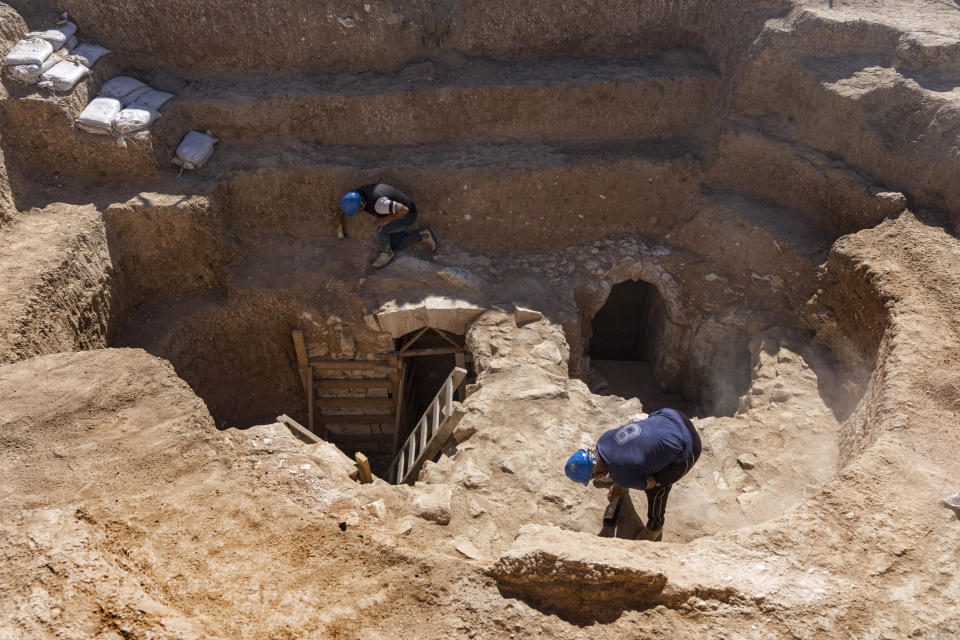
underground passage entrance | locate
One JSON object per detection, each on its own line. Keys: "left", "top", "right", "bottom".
{"left": 289, "top": 327, "right": 472, "bottom": 480}
{"left": 588, "top": 279, "right": 692, "bottom": 414}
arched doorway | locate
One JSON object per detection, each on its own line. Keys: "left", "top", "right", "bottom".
{"left": 588, "top": 279, "right": 692, "bottom": 414}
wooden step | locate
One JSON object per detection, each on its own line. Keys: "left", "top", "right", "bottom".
{"left": 314, "top": 378, "right": 393, "bottom": 389}
{"left": 309, "top": 358, "right": 391, "bottom": 369}
{"left": 309, "top": 359, "right": 395, "bottom": 375}
{"left": 316, "top": 397, "right": 395, "bottom": 409}
{"left": 316, "top": 414, "right": 396, "bottom": 424}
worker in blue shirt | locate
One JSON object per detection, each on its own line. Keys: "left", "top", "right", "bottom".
{"left": 565, "top": 408, "right": 702, "bottom": 541}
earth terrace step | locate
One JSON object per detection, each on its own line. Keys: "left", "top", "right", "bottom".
{"left": 155, "top": 50, "right": 720, "bottom": 147}
{"left": 704, "top": 124, "right": 907, "bottom": 236}
{"left": 212, "top": 139, "right": 703, "bottom": 251}
{"left": 671, "top": 190, "right": 833, "bottom": 308}
{"left": 0, "top": 204, "right": 126, "bottom": 363}
{"left": 0, "top": 54, "right": 168, "bottom": 184}
{"left": 735, "top": 7, "right": 960, "bottom": 216}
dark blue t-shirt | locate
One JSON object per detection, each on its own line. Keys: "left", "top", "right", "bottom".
{"left": 595, "top": 409, "right": 694, "bottom": 491}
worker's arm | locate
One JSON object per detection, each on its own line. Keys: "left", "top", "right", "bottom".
{"left": 333, "top": 210, "right": 346, "bottom": 238}
{"left": 372, "top": 198, "right": 409, "bottom": 230}
{"left": 607, "top": 477, "right": 657, "bottom": 500}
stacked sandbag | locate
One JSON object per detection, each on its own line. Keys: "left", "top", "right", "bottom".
{"left": 75, "top": 97, "right": 122, "bottom": 135}
{"left": 76, "top": 75, "right": 176, "bottom": 142}
{"left": 25, "top": 21, "right": 76, "bottom": 50}
{"left": 4, "top": 39, "right": 57, "bottom": 83}
{"left": 3, "top": 19, "right": 110, "bottom": 90}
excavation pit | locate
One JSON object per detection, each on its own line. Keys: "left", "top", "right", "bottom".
{"left": 2, "top": 0, "right": 955, "bottom": 635}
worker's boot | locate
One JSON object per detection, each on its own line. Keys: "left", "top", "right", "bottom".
{"left": 420, "top": 227, "right": 438, "bottom": 253}
{"left": 637, "top": 525, "right": 663, "bottom": 542}
{"left": 371, "top": 249, "right": 394, "bottom": 269}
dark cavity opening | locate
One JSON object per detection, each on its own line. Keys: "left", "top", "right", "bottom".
{"left": 381, "top": 328, "right": 474, "bottom": 480}
{"left": 588, "top": 280, "right": 692, "bottom": 414}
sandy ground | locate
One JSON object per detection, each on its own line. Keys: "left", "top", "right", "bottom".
{"left": 2, "top": 0, "right": 960, "bottom": 638}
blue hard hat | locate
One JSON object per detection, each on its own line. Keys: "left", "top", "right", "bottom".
{"left": 565, "top": 449, "right": 595, "bottom": 486}
{"left": 340, "top": 190, "right": 363, "bottom": 217}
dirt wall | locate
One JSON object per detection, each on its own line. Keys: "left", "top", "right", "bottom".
{"left": 10, "top": 0, "right": 789, "bottom": 76}
{"left": 0, "top": 3, "right": 26, "bottom": 224}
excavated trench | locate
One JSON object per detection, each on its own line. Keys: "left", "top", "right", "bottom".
{"left": 0, "top": 0, "right": 906, "bottom": 551}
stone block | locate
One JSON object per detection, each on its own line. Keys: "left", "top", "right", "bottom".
{"left": 491, "top": 525, "right": 667, "bottom": 621}
{"left": 412, "top": 485, "right": 452, "bottom": 525}
{"left": 374, "top": 296, "right": 485, "bottom": 338}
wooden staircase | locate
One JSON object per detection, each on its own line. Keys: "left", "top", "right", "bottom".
{"left": 291, "top": 330, "right": 401, "bottom": 456}
{"left": 290, "top": 328, "right": 472, "bottom": 474}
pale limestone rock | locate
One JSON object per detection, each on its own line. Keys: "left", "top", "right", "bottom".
{"left": 394, "top": 517, "right": 414, "bottom": 535}
{"left": 513, "top": 305, "right": 543, "bottom": 326}
{"left": 339, "top": 512, "right": 360, "bottom": 527}
{"left": 531, "top": 340, "right": 563, "bottom": 364}
{"left": 467, "top": 498, "right": 486, "bottom": 518}
{"left": 412, "top": 486, "right": 452, "bottom": 525}
{"left": 454, "top": 538, "right": 488, "bottom": 561}
{"left": 304, "top": 440, "right": 360, "bottom": 482}
{"left": 339, "top": 332, "right": 356, "bottom": 358}
{"left": 492, "top": 525, "right": 667, "bottom": 619}
{"left": 374, "top": 296, "right": 485, "bottom": 338}
{"left": 362, "top": 313, "right": 380, "bottom": 331}
{"left": 737, "top": 453, "right": 758, "bottom": 470}
{"left": 455, "top": 459, "right": 488, "bottom": 490}
{"left": 363, "top": 499, "right": 387, "bottom": 520}
{"left": 437, "top": 265, "right": 489, "bottom": 291}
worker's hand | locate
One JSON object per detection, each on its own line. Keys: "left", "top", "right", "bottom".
{"left": 372, "top": 218, "right": 392, "bottom": 231}
{"left": 336, "top": 224, "right": 345, "bottom": 239}
{"left": 607, "top": 484, "right": 624, "bottom": 501}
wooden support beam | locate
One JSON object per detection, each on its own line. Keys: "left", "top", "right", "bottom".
{"left": 292, "top": 331, "right": 309, "bottom": 368}
{"left": 355, "top": 452, "right": 373, "bottom": 484}
{"left": 314, "top": 378, "right": 392, "bottom": 390}
{"left": 306, "top": 365, "right": 315, "bottom": 435}
{"left": 431, "top": 327, "right": 462, "bottom": 350}
{"left": 380, "top": 347, "right": 465, "bottom": 358}
{"left": 316, "top": 414, "right": 396, "bottom": 424}
{"left": 291, "top": 330, "right": 311, "bottom": 390}
{"left": 308, "top": 359, "right": 383, "bottom": 369}
{"left": 391, "top": 360, "right": 407, "bottom": 457}
{"left": 455, "top": 351, "right": 466, "bottom": 402}
{"left": 309, "top": 360, "right": 394, "bottom": 375}
{"left": 316, "top": 397, "right": 395, "bottom": 409}
{"left": 276, "top": 414, "right": 322, "bottom": 444}
{"left": 399, "top": 326, "right": 429, "bottom": 353}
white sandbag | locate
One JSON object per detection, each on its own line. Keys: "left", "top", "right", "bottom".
{"left": 26, "top": 22, "right": 77, "bottom": 50}
{"left": 76, "top": 96, "right": 122, "bottom": 135}
{"left": 120, "top": 86, "right": 151, "bottom": 106}
{"left": 4, "top": 38, "right": 53, "bottom": 67}
{"left": 69, "top": 42, "right": 110, "bottom": 67}
{"left": 113, "top": 105, "right": 161, "bottom": 135}
{"left": 133, "top": 89, "right": 175, "bottom": 111}
{"left": 39, "top": 59, "right": 89, "bottom": 91}
{"left": 99, "top": 75, "right": 147, "bottom": 99}
{"left": 5, "top": 53, "right": 60, "bottom": 84}
{"left": 172, "top": 130, "right": 218, "bottom": 170}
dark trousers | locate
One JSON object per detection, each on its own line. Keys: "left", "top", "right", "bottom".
{"left": 372, "top": 210, "right": 421, "bottom": 252}
{"left": 644, "top": 412, "right": 701, "bottom": 531}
